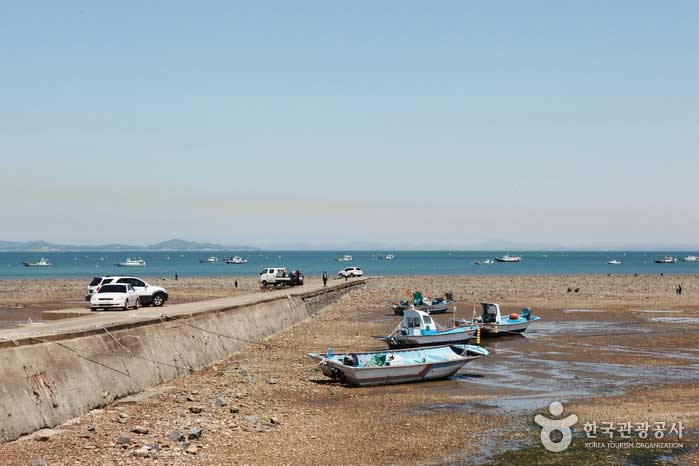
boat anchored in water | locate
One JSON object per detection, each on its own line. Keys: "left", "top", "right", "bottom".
{"left": 390, "top": 291, "right": 454, "bottom": 315}
{"left": 495, "top": 254, "right": 522, "bottom": 263}
{"left": 116, "top": 258, "right": 146, "bottom": 267}
{"left": 608, "top": 259, "right": 622, "bottom": 265}
{"left": 23, "top": 258, "right": 52, "bottom": 267}
{"left": 199, "top": 256, "right": 219, "bottom": 263}
{"left": 654, "top": 256, "right": 678, "bottom": 264}
{"left": 682, "top": 256, "right": 699, "bottom": 262}
{"left": 380, "top": 254, "right": 395, "bottom": 260}
{"left": 307, "top": 344, "right": 488, "bottom": 387}
{"left": 335, "top": 255, "right": 353, "bottom": 262}
{"left": 469, "top": 302, "right": 540, "bottom": 336}
{"left": 381, "top": 309, "right": 478, "bottom": 348}
{"left": 225, "top": 256, "right": 248, "bottom": 264}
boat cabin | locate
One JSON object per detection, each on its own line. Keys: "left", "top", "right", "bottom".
{"left": 480, "top": 302, "right": 531, "bottom": 324}
{"left": 401, "top": 309, "right": 438, "bottom": 336}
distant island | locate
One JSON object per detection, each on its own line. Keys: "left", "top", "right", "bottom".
{"left": 0, "top": 239, "right": 259, "bottom": 252}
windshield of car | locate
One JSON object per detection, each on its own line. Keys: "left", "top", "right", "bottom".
{"left": 89, "top": 277, "right": 102, "bottom": 286}
{"left": 98, "top": 284, "right": 127, "bottom": 293}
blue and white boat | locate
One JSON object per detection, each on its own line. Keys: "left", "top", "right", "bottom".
{"left": 474, "top": 302, "right": 540, "bottom": 335}
{"left": 390, "top": 291, "right": 454, "bottom": 315}
{"left": 307, "top": 344, "right": 488, "bottom": 387}
{"left": 381, "top": 309, "right": 478, "bottom": 348}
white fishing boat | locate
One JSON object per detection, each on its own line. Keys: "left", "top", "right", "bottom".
{"left": 381, "top": 309, "right": 478, "bottom": 348}
{"left": 682, "top": 256, "right": 699, "bottom": 262}
{"left": 199, "top": 256, "right": 219, "bottom": 263}
{"left": 608, "top": 259, "right": 622, "bottom": 265}
{"left": 23, "top": 258, "right": 52, "bottom": 267}
{"left": 307, "top": 344, "right": 488, "bottom": 387}
{"left": 381, "top": 254, "right": 395, "bottom": 260}
{"left": 225, "top": 256, "right": 248, "bottom": 264}
{"left": 654, "top": 256, "right": 678, "bottom": 264}
{"left": 335, "top": 255, "right": 353, "bottom": 262}
{"left": 116, "top": 258, "right": 146, "bottom": 267}
{"left": 495, "top": 254, "right": 522, "bottom": 263}
{"left": 471, "top": 302, "right": 540, "bottom": 335}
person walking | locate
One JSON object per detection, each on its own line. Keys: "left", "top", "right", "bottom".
{"left": 175, "top": 273, "right": 178, "bottom": 281}
{"left": 322, "top": 271, "right": 328, "bottom": 287}
{"left": 234, "top": 279, "right": 238, "bottom": 289}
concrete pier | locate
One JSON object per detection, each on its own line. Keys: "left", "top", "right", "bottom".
{"left": 0, "top": 278, "right": 366, "bottom": 443}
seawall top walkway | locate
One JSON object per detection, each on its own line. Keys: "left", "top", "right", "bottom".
{"left": 0, "top": 277, "right": 367, "bottom": 348}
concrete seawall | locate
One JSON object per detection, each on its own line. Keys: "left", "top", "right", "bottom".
{"left": 0, "top": 279, "right": 365, "bottom": 443}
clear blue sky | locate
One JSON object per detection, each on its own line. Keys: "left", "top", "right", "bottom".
{"left": 2, "top": 2, "right": 698, "bottom": 249}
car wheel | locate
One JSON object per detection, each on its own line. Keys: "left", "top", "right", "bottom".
{"left": 152, "top": 293, "right": 165, "bottom": 307}
{"left": 91, "top": 307, "right": 98, "bottom": 312}
{"left": 134, "top": 298, "right": 140, "bottom": 310}
{"left": 261, "top": 280, "right": 268, "bottom": 287}
{"left": 123, "top": 300, "right": 129, "bottom": 311}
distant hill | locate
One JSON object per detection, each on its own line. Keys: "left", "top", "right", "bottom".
{"left": 0, "top": 239, "right": 258, "bottom": 251}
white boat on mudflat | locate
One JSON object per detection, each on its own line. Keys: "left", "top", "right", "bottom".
{"left": 390, "top": 291, "right": 454, "bottom": 315}
{"left": 381, "top": 309, "right": 478, "bottom": 348}
{"left": 471, "top": 302, "right": 540, "bottom": 335}
{"left": 23, "top": 258, "right": 52, "bottom": 267}
{"left": 116, "top": 258, "right": 145, "bottom": 267}
{"left": 307, "top": 344, "right": 488, "bottom": 387}
{"left": 225, "top": 256, "right": 248, "bottom": 264}
{"left": 495, "top": 254, "right": 522, "bottom": 263}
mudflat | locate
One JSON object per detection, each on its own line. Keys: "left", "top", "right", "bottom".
{"left": 1, "top": 274, "right": 698, "bottom": 465}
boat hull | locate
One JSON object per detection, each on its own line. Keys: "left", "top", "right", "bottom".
{"left": 479, "top": 316, "right": 540, "bottom": 335}
{"left": 392, "top": 302, "right": 452, "bottom": 315}
{"left": 384, "top": 329, "right": 477, "bottom": 348}
{"left": 117, "top": 263, "right": 145, "bottom": 267}
{"left": 329, "top": 359, "right": 467, "bottom": 386}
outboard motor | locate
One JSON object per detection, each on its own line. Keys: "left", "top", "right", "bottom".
{"left": 521, "top": 308, "right": 531, "bottom": 321}
{"left": 445, "top": 291, "right": 454, "bottom": 301}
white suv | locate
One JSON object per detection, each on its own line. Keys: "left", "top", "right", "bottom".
{"left": 86, "top": 276, "right": 169, "bottom": 307}
{"left": 338, "top": 266, "right": 363, "bottom": 278}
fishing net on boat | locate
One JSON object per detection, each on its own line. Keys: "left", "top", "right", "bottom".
{"left": 365, "top": 354, "right": 387, "bottom": 367}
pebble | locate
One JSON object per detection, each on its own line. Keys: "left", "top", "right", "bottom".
{"left": 266, "top": 378, "right": 279, "bottom": 385}
{"left": 229, "top": 406, "right": 240, "bottom": 414}
{"left": 189, "top": 406, "right": 203, "bottom": 414}
{"left": 185, "top": 445, "right": 198, "bottom": 455}
{"left": 132, "top": 447, "right": 150, "bottom": 458}
{"left": 168, "top": 431, "right": 185, "bottom": 442}
{"left": 116, "top": 435, "right": 131, "bottom": 445}
{"left": 131, "top": 425, "right": 149, "bottom": 434}
{"left": 188, "top": 427, "right": 203, "bottom": 440}
{"left": 215, "top": 398, "right": 228, "bottom": 407}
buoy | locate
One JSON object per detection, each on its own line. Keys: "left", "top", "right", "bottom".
{"left": 476, "top": 327, "right": 481, "bottom": 345}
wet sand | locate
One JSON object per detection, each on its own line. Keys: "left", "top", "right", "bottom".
{"left": 1, "top": 274, "right": 698, "bottom": 464}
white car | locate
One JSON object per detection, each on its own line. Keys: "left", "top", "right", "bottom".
{"left": 338, "top": 266, "right": 363, "bottom": 278}
{"left": 86, "top": 276, "right": 169, "bottom": 307}
{"left": 90, "top": 284, "right": 140, "bottom": 311}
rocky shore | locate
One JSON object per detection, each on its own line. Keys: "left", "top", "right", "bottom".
{"left": 0, "top": 274, "right": 698, "bottom": 464}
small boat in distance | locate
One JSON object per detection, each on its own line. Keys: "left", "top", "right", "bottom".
{"left": 307, "top": 344, "right": 488, "bottom": 387}
{"left": 116, "top": 258, "right": 146, "bottom": 267}
{"left": 495, "top": 254, "right": 522, "bottom": 263}
{"left": 225, "top": 256, "right": 248, "bottom": 264}
{"left": 683, "top": 256, "right": 699, "bottom": 262}
{"left": 608, "top": 259, "right": 622, "bottom": 265}
{"left": 654, "top": 256, "right": 678, "bottom": 264}
{"left": 380, "top": 254, "right": 395, "bottom": 260}
{"left": 23, "top": 258, "right": 52, "bottom": 267}
{"left": 199, "top": 256, "right": 219, "bottom": 263}
{"left": 381, "top": 309, "right": 478, "bottom": 348}
{"left": 335, "top": 255, "right": 353, "bottom": 262}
